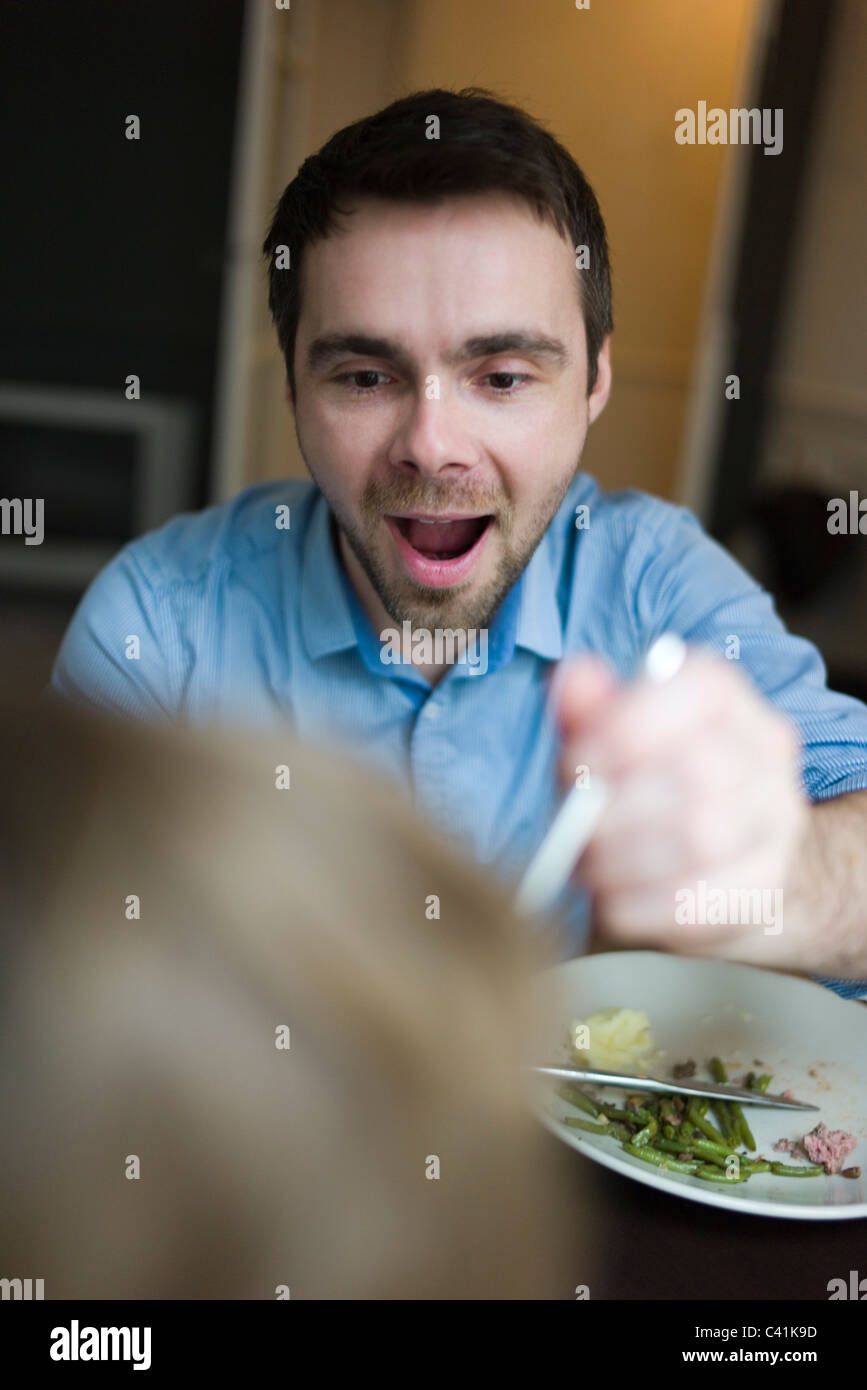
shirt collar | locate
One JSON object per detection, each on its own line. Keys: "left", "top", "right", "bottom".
{"left": 514, "top": 527, "right": 564, "bottom": 661}
{"left": 300, "top": 485, "right": 565, "bottom": 665}
{"left": 300, "top": 490, "right": 358, "bottom": 660}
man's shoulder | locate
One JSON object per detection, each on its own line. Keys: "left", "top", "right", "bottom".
{"left": 125, "top": 478, "right": 318, "bottom": 593}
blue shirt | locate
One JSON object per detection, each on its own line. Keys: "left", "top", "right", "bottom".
{"left": 49, "top": 473, "right": 867, "bottom": 998}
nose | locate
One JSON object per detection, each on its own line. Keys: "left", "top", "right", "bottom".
{"left": 386, "top": 386, "right": 482, "bottom": 479}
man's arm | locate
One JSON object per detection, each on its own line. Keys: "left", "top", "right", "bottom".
{"left": 554, "top": 499, "right": 867, "bottom": 985}
{"left": 49, "top": 543, "right": 176, "bottom": 721}
{"left": 555, "top": 647, "right": 867, "bottom": 982}
{"left": 786, "top": 788, "right": 867, "bottom": 979}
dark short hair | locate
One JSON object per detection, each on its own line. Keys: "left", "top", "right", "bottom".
{"left": 262, "top": 87, "right": 613, "bottom": 397}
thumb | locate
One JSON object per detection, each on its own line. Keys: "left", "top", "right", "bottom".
{"left": 549, "top": 653, "right": 619, "bottom": 740}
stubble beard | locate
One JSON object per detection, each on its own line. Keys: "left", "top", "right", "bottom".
{"left": 327, "top": 468, "right": 580, "bottom": 634}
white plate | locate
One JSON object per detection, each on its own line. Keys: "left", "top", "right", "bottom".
{"left": 531, "top": 951, "right": 867, "bottom": 1220}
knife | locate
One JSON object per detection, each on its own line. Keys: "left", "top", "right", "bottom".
{"left": 528, "top": 1064, "right": 819, "bottom": 1111}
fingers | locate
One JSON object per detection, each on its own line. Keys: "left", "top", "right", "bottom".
{"left": 590, "top": 847, "right": 792, "bottom": 952}
{"left": 559, "top": 650, "right": 741, "bottom": 780}
{"left": 550, "top": 653, "right": 619, "bottom": 740}
{"left": 585, "top": 785, "right": 789, "bottom": 891}
{"left": 581, "top": 726, "right": 800, "bottom": 892}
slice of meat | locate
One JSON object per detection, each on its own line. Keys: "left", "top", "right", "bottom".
{"left": 802, "top": 1122, "right": 858, "bottom": 1175}
{"left": 672, "top": 1060, "right": 695, "bottom": 1079}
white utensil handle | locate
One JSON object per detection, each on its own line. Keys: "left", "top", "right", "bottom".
{"left": 515, "top": 634, "right": 687, "bottom": 919}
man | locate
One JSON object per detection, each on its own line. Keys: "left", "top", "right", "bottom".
{"left": 49, "top": 88, "right": 867, "bottom": 994}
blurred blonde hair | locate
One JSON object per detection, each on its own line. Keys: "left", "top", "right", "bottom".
{"left": 0, "top": 688, "right": 579, "bottom": 1299}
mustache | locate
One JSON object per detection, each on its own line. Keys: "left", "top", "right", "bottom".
{"left": 360, "top": 478, "right": 514, "bottom": 530}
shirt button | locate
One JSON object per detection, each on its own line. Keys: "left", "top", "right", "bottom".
{"left": 422, "top": 701, "right": 440, "bottom": 720}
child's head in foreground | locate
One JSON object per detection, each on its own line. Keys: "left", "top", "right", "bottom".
{"left": 0, "top": 690, "right": 585, "bottom": 1298}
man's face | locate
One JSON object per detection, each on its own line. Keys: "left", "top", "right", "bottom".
{"left": 291, "top": 192, "right": 611, "bottom": 632}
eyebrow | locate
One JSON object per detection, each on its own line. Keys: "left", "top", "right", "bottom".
{"left": 306, "top": 330, "right": 570, "bottom": 375}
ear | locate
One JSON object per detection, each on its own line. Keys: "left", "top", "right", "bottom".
{"left": 587, "top": 334, "right": 612, "bottom": 425}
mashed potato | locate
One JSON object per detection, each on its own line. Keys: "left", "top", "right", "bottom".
{"left": 569, "top": 1007, "right": 656, "bottom": 1071}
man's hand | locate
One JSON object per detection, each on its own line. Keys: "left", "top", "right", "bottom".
{"left": 553, "top": 646, "right": 814, "bottom": 967}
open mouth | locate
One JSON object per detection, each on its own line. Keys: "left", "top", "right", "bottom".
{"left": 389, "top": 514, "right": 492, "bottom": 561}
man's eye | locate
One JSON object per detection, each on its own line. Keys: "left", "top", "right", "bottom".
{"left": 333, "top": 369, "right": 530, "bottom": 396}
{"left": 483, "top": 372, "right": 531, "bottom": 395}
{"left": 335, "top": 370, "right": 389, "bottom": 393}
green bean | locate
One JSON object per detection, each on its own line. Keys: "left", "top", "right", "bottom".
{"left": 770, "top": 1162, "right": 824, "bottom": 1177}
{"left": 731, "top": 1101, "right": 756, "bottom": 1151}
{"left": 722, "top": 1067, "right": 766, "bottom": 1156}
{"left": 654, "top": 1138, "right": 696, "bottom": 1157}
{"left": 597, "top": 1107, "right": 645, "bottom": 1125}
{"left": 622, "top": 1143, "right": 699, "bottom": 1174}
{"left": 558, "top": 1084, "right": 601, "bottom": 1118}
{"left": 563, "top": 1116, "right": 610, "bottom": 1134}
{"left": 694, "top": 1164, "right": 749, "bottom": 1184}
{"left": 685, "top": 1134, "right": 729, "bottom": 1154}
{"left": 689, "top": 1138, "right": 740, "bottom": 1164}
{"left": 688, "top": 1101, "right": 729, "bottom": 1147}
{"left": 553, "top": 1071, "right": 808, "bottom": 1190}
{"left": 712, "top": 1103, "right": 736, "bottom": 1143}
{"left": 631, "top": 1118, "right": 658, "bottom": 1148}
{"left": 656, "top": 1135, "right": 742, "bottom": 1165}
{"left": 696, "top": 1149, "right": 733, "bottom": 1170}
{"left": 707, "top": 1059, "right": 735, "bottom": 1139}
